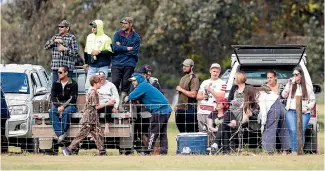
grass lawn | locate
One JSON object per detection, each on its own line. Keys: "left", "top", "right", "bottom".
{"left": 1, "top": 104, "right": 324, "bottom": 170}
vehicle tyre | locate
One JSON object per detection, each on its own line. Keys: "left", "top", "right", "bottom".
{"left": 20, "top": 138, "right": 38, "bottom": 153}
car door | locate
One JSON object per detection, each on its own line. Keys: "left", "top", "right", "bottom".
{"left": 231, "top": 45, "right": 305, "bottom": 66}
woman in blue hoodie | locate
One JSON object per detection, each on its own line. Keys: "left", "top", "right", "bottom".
{"left": 127, "top": 73, "right": 172, "bottom": 155}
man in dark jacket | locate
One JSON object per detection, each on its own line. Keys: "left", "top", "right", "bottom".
{"left": 111, "top": 17, "right": 141, "bottom": 110}
{"left": 49, "top": 66, "right": 78, "bottom": 143}
{"left": 1, "top": 88, "right": 10, "bottom": 153}
{"left": 127, "top": 73, "right": 172, "bottom": 155}
{"left": 83, "top": 20, "right": 113, "bottom": 92}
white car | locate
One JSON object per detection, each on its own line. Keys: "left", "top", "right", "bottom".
{"left": 225, "top": 45, "right": 322, "bottom": 153}
{"left": 0, "top": 64, "right": 51, "bottom": 152}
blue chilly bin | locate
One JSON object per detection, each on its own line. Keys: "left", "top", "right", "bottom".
{"left": 176, "top": 132, "right": 208, "bottom": 155}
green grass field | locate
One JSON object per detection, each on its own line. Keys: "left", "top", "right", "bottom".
{"left": 1, "top": 104, "right": 324, "bottom": 170}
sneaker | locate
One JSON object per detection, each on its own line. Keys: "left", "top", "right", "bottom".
{"left": 58, "top": 133, "right": 67, "bottom": 143}
{"left": 62, "top": 147, "right": 71, "bottom": 156}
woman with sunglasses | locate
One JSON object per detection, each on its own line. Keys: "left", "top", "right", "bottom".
{"left": 281, "top": 66, "right": 316, "bottom": 154}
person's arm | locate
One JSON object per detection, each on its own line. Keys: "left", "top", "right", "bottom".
{"left": 281, "top": 82, "right": 291, "bottom": 99}
{"left": 227, "top": 85, "right": 237, "bottom": 102}
{"left": 50, "top": 83, "right": 61, "bottom": 107}
{"left": 306, "top": 83, "right": 316, "bottom": 111}
{"left": 112, "top": 32, "right": 128, "bottom": 52}
{"left": 125, "top": 36, "right": 141, "bottom": 56}
{"left": 111, "top": 83, "right": 120, "bottom": 109}
{"left": 177, "top": 77, "right": 199, "bottom": 99}
{"left": 63, "top": 81, "right": 78, "bottom": 107}
{"left": 128, "top": 84, "right": 146, "bottom": 101}
{"left": 44, "top": 35, "right": 56, "bottom": 50}
{"left": 64, "top": 35, "right": 79, "bottom": 58}
{"left": 99, "top": 37, "right": 114, "bottom": 56}
{"left": 196, "top": 81, "right": 206, "bottom": 101}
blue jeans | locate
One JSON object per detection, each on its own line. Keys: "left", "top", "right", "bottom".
{"left": 85, "top": 66, "right": 109, "bottom": 92}
{"left": 52, "top": 70, "right": 73, "bottom": 83}
{"left": 285, "top": 109, "right": 311, "bottom": 152}
{"left": 49, "top": 105, "right": 77, "bottom": 136}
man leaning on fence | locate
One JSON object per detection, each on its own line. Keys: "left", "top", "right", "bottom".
{"left": 175, "top": 59, "right": 200, "bottom": 133}
{"left": 83, "top": 20, "right": 113, "bottom": 92}
{"left": 44, "top": 20, "right": 79, "bottom": 83}
{"left": 126, "top": 73, "right": 172, "bottom": 155}
{"left": 49, "top": 66, "right": 78, "bottom": 143}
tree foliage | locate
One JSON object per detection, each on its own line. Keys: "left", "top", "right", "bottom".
{"left": 1, "top": 0, "right": 324, "bottom": 87}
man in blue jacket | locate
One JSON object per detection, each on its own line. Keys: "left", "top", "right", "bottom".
{"left": 112, "top": 17, "right": 141, "bottom": 110}
{"left": 127, "top": 73, "right": 171, "bottom": 155}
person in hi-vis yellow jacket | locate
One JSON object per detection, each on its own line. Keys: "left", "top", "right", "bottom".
{"left": 83, "top": 20, "right": 113, "bottom": 92}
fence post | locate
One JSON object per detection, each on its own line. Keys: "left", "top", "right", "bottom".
{"left": 296, "top": 95, "right": 304, "bottom": 155}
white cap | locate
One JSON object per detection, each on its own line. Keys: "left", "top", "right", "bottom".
{"left": 128, "top": 77, "right": 137, "bottom": 81}
{"left": 210, "top": 63, "right": 221, "bottom": 69}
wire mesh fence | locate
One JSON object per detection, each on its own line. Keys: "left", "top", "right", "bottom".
{"left": 0, "top": 97, "right": 321, "bottom": 155}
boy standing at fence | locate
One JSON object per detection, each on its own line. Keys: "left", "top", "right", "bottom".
{"left": 62, "top": 76, "right": 114, "bottom": 156}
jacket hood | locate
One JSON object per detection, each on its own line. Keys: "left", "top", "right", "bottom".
{"left": 132, "top": 73, "right": 146, "bottom": 84}
{"left": 93, "top": 20, "right": 104, "bottom": 36}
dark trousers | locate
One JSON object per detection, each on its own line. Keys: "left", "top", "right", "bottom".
{"left": 148, "top": 113, "right": 171, "bottom": 155}
{"left": 111, "top": 66, "right": 134, "bottom": 93}
{"left": 52, "top": 70, "right": 73, "bottom": 83}
{"left": 67, "top": 121, "right": 106, "bottom": 154}
{"left": 1, "top": 118, "right": 8, "bottom": 153}
{"left": 212, "top": 124, "right": 231, "bottom": 153}
{"left": 175, "top": 108, "right": 198, "bottom": 133}
{"left": 98, "top": 106, "right": 113, "bottom": 123}
{"left": 262, "top": 99, "right": 290, "bottom": 152}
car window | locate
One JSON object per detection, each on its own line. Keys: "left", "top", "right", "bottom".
{"left": 31, "top": 72, "right": 42, "bottom": 88}
{"left": 42, "top": 70, "right": 49, "bottom": 82}
{"left": 243, "top": 70, "right": 292, "bottom": 80}
{"left": 0, "top": 72, "right": 30, "bottom": 94}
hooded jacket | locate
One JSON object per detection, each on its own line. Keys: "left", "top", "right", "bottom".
{"left": 84, "top": 20, "right": 113, "bottom": 67}
{"left": 128, "top": 73, "right": 171, "bottom": 114}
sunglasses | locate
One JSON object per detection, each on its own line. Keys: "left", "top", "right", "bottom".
{"left": 92, "top": 26, "right": 97, "bottom": 28}
{"left": 58, "top": 26, "right": 66, "bottom": 28}
{"left": 95, "top": 72, "right": 105, "bottom": 76}
{"left": 58, "top": 71, "right": 64, "bottom": 74}
{"left": 293, "top": 73, "right": 300, "bottom": 77}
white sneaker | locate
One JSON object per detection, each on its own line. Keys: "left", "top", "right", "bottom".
{"left": 211, "top": 143, "right": 218, "bottom": 149}
{"left": 58, "top": 133, "right": 67, "bottom": 143}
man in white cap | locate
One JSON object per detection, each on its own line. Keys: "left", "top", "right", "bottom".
{"left": 175, "top": 59, "right": 200, "bottom": 133}
{"left": 196, "top": 63, "right": 226, "bottom": 132}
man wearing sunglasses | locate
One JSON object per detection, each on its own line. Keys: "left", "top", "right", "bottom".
{"left": 49, "top": 66, "right": 78, "bottom": 143}
{"left": 83, "top": 20, "right": 113, "bottom": 92}
{"left": 45, "top": 20, "right": 79, "bottom": 83}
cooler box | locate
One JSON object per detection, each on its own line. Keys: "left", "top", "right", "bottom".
{"left": 176, "top": 132, "right": 208, "bottom": 155}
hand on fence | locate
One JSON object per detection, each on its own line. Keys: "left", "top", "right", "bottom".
{"left": 106, "top": 100, "right": 116, "bottom": 106}
{"left": 58, "top": 106, "right": 64, "bottom": 113}
{"left": 54, "top": 39, "right": 63, "bottom": 43}
{"left": 260, "top": 124, "right": 265, "bottom": 133}
{"left": 228, "top": 120, "right": 237, "bottom": 128}
{"left": 124, "top": 96, "right": 129, "bottom": 103}
{"left": 112, "top": 107, "right": 118, "bottom": 113}
{"left": 82, "top": 64, "right": 88, "bottom": 70}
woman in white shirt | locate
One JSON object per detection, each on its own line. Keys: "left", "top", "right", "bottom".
{"left": 281, "top": 67, "right": 316, "bottom": 154}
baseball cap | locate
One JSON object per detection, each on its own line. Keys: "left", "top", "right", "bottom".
{"left": 120, "top": 17, "right": 133, "bottom": 24}
{"left": 128, "top": 76, "right": 137, "bottom": 81}
{"left": 210, "top": 63, "right": 221, "bottom": 69}
{"left": 182, "top": 59, "right": 194, "bottom": 67}
{"left": 58, "top": 20, "right": 70, "bottom": 27}
{"left": 89, "top": 21, "right": 97, "bottom": 27}
{"left": 216, "top": 98, "right": 228, "bottom": 104}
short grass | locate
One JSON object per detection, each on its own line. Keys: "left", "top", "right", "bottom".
{"left": 1, "top": 103, "right": 324, "bottom": 170}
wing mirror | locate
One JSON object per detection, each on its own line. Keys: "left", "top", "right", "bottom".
{"left": 313, "top": 84, "right": 322, "bottom": 94}
{"left": 34, "top": 87, "right": 48, "bottom": 96}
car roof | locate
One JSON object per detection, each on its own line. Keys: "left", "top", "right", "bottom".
{"left": 0, "top": 64, "right": 36, "bottom": 73}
